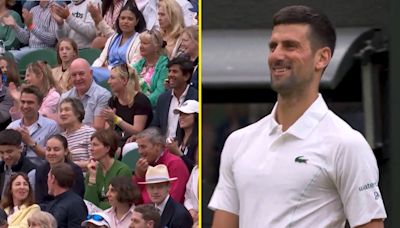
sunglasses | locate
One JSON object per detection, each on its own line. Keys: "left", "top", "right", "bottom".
{"left": 86, "top": 214, "right": 110, "bottom": 225}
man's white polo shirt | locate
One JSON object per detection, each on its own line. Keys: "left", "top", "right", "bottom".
{"left": 209, "top": 94, "right": 386, "bottom": 227}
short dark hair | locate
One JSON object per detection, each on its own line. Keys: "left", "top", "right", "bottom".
{"left": 167, "top": 54, "right": 194, "bottom": 83}
{"left": 0, "top": 129, "right": 22, "bottom": 146}
{"left": 91, "top": 129, "right": 120, "bottom": 158}
{"left": 109, "top": 176, "right": 142, "bottom": 205}
{"left": 272, "top": 5, "right": 336, "bottom": 55}
{"left": 115, "top": 2, "right": 146, "bottom": 34}
{"left": 50, "top": 163, "right": 75, "bottom": 189}
{"left": 59, "top": 97, "right": 85, "bottom": 122}
{"left": 134, "top": 204, "right": 161, "bottom": 228}
{"left": 21, "top": 85, "right": 44, "bottom": 104}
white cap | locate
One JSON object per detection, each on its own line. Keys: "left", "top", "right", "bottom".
{"left": 173, "top": 100, "right": 198, "bottom": 114}
{"left": 81, "top": 212, "right": 111, "bottom": 228}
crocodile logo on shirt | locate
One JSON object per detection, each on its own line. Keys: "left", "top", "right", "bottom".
{"left": 295, "top": 156, "right": 308, "bottom": 164}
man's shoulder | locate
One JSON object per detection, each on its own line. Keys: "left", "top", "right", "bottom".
{"left": 38, "top": 115, "right": 58, "bottom": 126}
{"left": 229, "top": 115, "right": 271, "bottom": 139}
{"left": 90, "top": 83, "right": 111, "bottom": 99}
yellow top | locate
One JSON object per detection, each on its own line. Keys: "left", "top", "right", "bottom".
{"left": 5, "top": 204, "right": 41, "bottom": 228}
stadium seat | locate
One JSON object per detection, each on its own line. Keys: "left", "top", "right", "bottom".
{"left": 121, "top": 148, "right": 140, "bottom": 171}
{"left": 79, "top": 48, "right": 101, "bottom": 65}
{"left": 18, "top": 48, "right": 57, "bottom": 76}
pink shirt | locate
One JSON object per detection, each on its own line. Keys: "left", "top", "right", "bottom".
{"left": 104, "top": 205, "right": 135, "bottom": 228}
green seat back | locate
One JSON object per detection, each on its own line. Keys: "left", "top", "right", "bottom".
{"left": 78, "top": 48, "right": 101, "bottom": 65}
{"left": 121, "top": 149, "right": 140, "bottom": 171}
{"left": 18, "top": 48, "right": 58, "bottom": 76}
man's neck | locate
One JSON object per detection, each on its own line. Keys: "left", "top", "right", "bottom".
{"left": 173, "top": 85, "right": 187, "bottom": 99}
{"left": 53, "top": 187, "right": 68, "bottom": 197}
{"left": 23, "top": 113, "right": 39, "bottom": 126}
{"left": 275, "top": 89, "right": 319, "bottom": 132}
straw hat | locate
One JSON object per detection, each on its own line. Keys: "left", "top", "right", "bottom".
{"left": 138, "top": 164, "right": 178, "bottom": 184}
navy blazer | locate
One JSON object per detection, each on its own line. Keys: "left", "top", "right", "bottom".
{"left": 160, "top": 196, "right": 193, "bottom": 228}
{"left": 151, "top": 86, "right": 198, "bottom": 135}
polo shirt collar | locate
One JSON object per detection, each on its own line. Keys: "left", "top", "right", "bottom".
{"left": 268, "top": 94, "right": 329, "bottom": 139}
{"left": 21, "top": 113, "right": 45, "bottom": 127}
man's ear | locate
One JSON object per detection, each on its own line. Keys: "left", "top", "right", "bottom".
{"left": 314, "top": 47, "right": 332, "bottom": 71}
{"left": 147, "top": 220, "right": 155, "bottom": 228}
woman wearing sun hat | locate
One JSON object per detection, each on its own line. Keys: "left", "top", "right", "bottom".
{"left": 166, "top": 99, "right": 198, "bottom": 171}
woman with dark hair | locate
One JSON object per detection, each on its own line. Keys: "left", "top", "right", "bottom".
{"left": 166, "top": 100, "right": 198, "bottom": 171}
{"left": 84, "top": 129, "right": 131, "bottom": 210}
{"left": 0, "top": 56, "right": 20, "bottom": 87}
{"left": 59, "top": 97, "right": 96, "bottom": 170}
{"left": 132, "top": 29, "right": 168, "bottom": 108}
{"left": 34, "top": 134, "right": 85, "bottom": 205}
{"left": 0, "top": 172, "right": 40, "bottom": 228}
{"left": 102, "top": 63, "right": 152, "bottom": 147}
{"left": 9, "top": 61, "right": 60, "bottom": 121}
{"left": 91, "top": 3, "right": 146, "bottom": 83}
{"left": 52, "top": 38, "right": 78, "bottom": 92}
{"left": 105, "top": 176, "right": 141, "bottom": 227}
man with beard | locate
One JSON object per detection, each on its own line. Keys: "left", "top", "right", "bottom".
{"left": 209, "top": 5, "right": 387, "bottom": 228}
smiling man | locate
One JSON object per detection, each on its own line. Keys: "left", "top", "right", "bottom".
{"left": 132, "top": 127, "right": 189, "bottom": 204}
{"left": 60, "top": 58, "right": 111, "bottom": 130}
{"left": 209, "top": 5, "right": 387, "bottom": 228}
{"left": 0, "top": 129, "right": 35, "bottom": 199}
{"left": 151, "top": 55, "right": 198, "bottom": 138}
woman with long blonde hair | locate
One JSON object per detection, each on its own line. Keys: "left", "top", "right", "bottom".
{"left": 158, "top": 0, "right": 185, "bottom": 59}
{"left": 101, "top": 63, "right": 153, "bottom": 147}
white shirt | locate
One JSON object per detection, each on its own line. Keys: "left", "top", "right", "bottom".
{"left": 184, "top": 165, "right": 198, "bottom": 211}
{"left": 209, "top": 94, "right": 386, "bottom": 227}
{"left": 156, "top": 194, "right": 170, "bottom": 215}
{"left": 166, "top": 85, "right": 189, "bottom": 138}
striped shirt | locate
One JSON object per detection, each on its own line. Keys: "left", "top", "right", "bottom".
{"left": 14, "top": 3, "right": 58, "bottom": 48}
{"left": 62, "top": 125, "right": 96, "bottom": 161}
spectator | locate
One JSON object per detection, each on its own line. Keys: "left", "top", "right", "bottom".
{"left": 51, "top": 0, "right": 100, "bottom": 49}
{"left": 0, "top": 129, "right": 35, "bottom": 198}
{"left": 105, "top": 176, "right": 142, "bottom": 227}
{"left": 92, "top": 3, "right": 146, "bottom": 83}
{"left": 10, "top": 61, "right": 60, "bottom": 121}
{"left": 151, "top": 55, "right": 197, "bottom": 138}
{"left": 132, "top": 29, "right": 168, "bottom": 108}
{"left": 0, "top": 208, "right": 7, "bottom": 228}
{"left": 183, "top": 148, "right": 198, "bottom": 222}
{"left": 138, "top": 164, "right": 192, "bottom": 228}
{"left": 1, "top": 173, "right": 40, "bottom": 228}
{"left": 133, "top": 127, "right": 189, "bottom": 204}
{"left": 44, "top": 163, "right": 88, "bottom": 228}
{"left": 88, "top": 0, "right": 128, "bottom": 49}
{"left": 166, "top": 100, "right": 198, "bottom": 171}
{"left": 7, "top": 85, "right": 60, "bottom": 166}
{"left": 59, "top": 97, "right": 96, "bottom": 170}
{"left": 84, "top": 129, "right": 131, "bottom": 210}
{"left": 102, "top": 64, "right": 152, "bottom": 148}
{"left": 179, "top": 26, "right": 198, "bottom": 88}
{"left": 60, "top": 58, "right": 111, "bottom": 130}
{"left": 0, "top": 74, "right": 12, "bottom": 130}
{"left": 129, "top": 204, "right": 160, "bottom": 228}
{"left": 81, "top": 212, "right": 111, "bottom": 228}
{"left": 27, "top": 211, "right": 57, "bottom": 228}
{"left": 34, "top": 134, "right": 85, "bottom": 205}
{"left": 3, "top": 0, "right": 57, "bottom": 62}
{"left": 157, "top": 0, "right": 184, "bottom": 59}
{"left": 0, "top": 0, "right": 23, "bottom": 51}
{"left": 52, "top": 38, "right": 78, "bottom": 93}
{"left": 0, "top": 56, "right": 20, "bottom": 87}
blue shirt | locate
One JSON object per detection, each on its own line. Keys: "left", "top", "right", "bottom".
{"left": 7, "top": 114, "right": 60, "bottom": 159}
{"left": 61, "top": 80, "right": 111, "bottom": 126}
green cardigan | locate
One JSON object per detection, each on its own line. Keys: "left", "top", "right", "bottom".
{"left": 132, "top": 55, "right": 169, "bottom": 108}
{"left": 84, "top": 160, "right": 132, "bottom": 210}
{"left": 0, "top": 10, "right": 23, "bottom": 50}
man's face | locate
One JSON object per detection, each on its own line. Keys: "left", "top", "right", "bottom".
{"left": 70, "top": 61, "right": 92, "bottom": 95}
{"left": 20, "top": 93, "right": 40, "bottom": 118}
{"left": 146, "top": 182, "right": 170, "bottom": 205}
{"left": 167, "top": 65, "right": 189, "bottom": 90}
{"left": 136, "top": 137, "right": 161, "bottom": 164}
{"left": 268, "top": 24, "right": 322, "bottom": 96}
{"left": 0, "top": 145, "right": 21, "bottom": 167}
{"left": 130, "top": 211, "right": 153, "bottom": 228}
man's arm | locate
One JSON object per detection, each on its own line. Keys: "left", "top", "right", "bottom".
{"left": 356, "top": 219, "right": 384, "bottom": 228}
{"left": 212, "top": 210, "right": 239, "bottom": 228}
